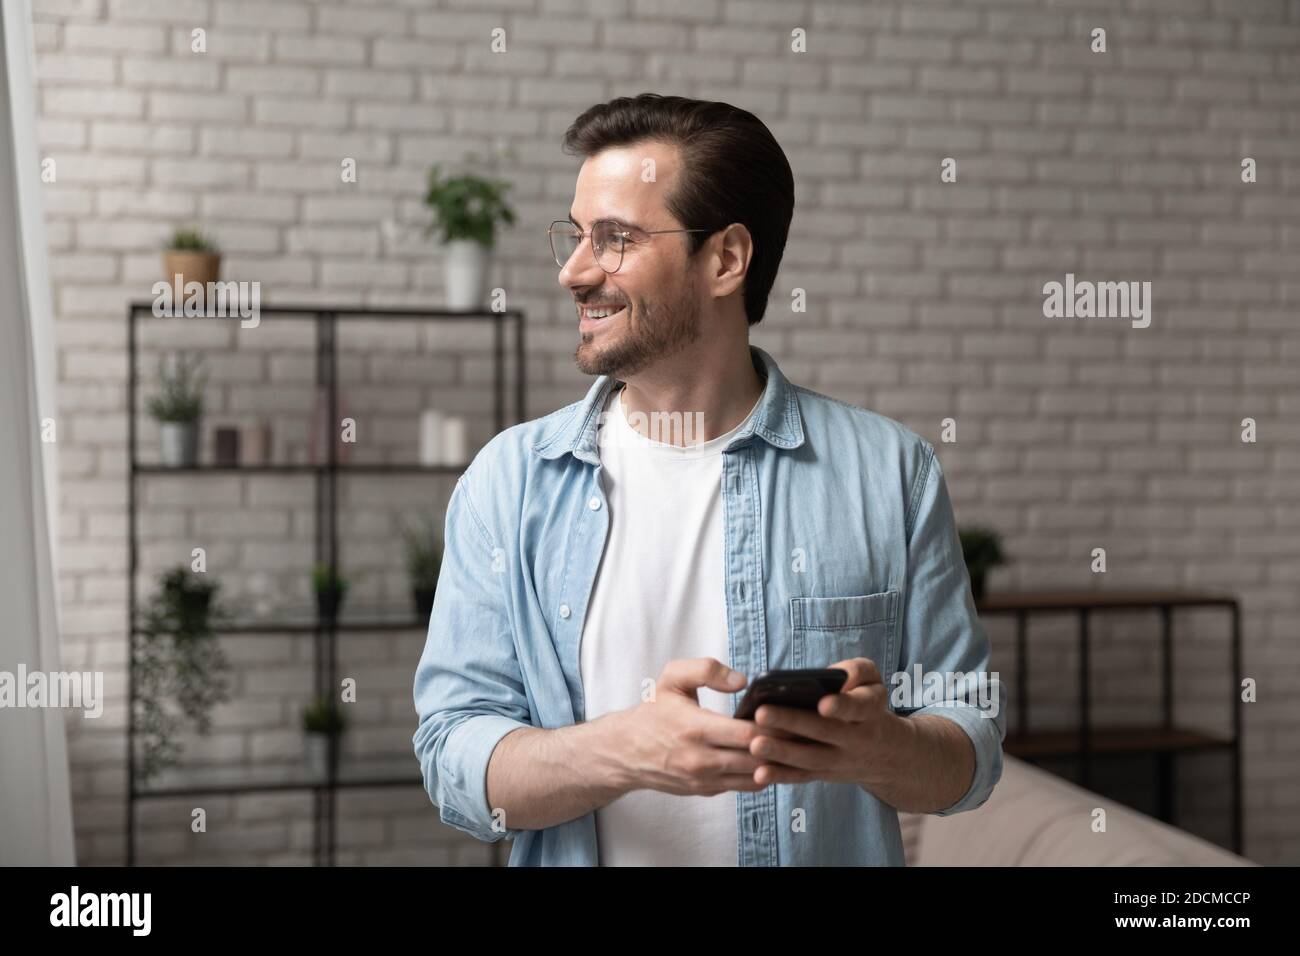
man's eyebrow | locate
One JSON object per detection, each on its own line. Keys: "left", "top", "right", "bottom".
{"left": 567, "top": 213, "right": 647, "bottom": 232}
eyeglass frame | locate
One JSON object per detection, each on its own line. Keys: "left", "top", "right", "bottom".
{"left": 548, "top": 218, "right": 715, "bottom": 274}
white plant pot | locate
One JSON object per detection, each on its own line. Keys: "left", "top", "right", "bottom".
{"left": 444, "top": 239, "right": 490, "bottom": 310}
{"left": 159, "top": 421, "right": 199, "bottom": 467}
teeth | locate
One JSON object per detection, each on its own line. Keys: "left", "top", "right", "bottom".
{"left": 584, "top": 305, "right": 622, "bottom": 319}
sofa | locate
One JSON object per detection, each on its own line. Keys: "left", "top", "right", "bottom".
{"left": 899, "top": 756, "right": 1253, "bottom": 866}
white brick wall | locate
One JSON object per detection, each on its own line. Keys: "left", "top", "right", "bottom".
{"left": 31, "top": 0, "right": 1300, "bottom": 865}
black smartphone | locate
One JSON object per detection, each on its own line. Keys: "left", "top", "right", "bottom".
{"left": 733, "top": 668, "right": 848, "bottom": 721}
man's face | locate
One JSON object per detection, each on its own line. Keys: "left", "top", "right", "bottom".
{"left": 559, "top": 141, "right": 705, "bottom": 378}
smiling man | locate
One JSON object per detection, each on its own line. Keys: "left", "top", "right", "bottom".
{"left": 413, "top": 93, "right": 1006, "bottom": 866}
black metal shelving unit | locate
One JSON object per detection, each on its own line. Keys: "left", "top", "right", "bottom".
{"left": 125, "top": 302, "right": 526, "bottom": 866}
{"left": 976, "top": 590, "right": 1244, "bottom": 855}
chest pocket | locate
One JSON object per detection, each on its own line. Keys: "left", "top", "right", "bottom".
{"left": 790, "top": 589, "right": 899, "bottom": 678}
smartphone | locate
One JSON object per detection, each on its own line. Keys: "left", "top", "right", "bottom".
{"left": 733, "top": 668, "right": 848, "bottom": 721}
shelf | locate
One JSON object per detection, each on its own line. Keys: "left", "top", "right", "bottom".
{"left": 978, "top": 589, "right": 1244, "bottom": 855}
{"left": 132, "top": 462, "right": 469, "bottom": 475}
{"left": 132, "top": 604, "right": 429, "bottom": 635}
{"left": 132, "top": 755, "right": 421, "bottom": 799}
{"left": 977, "top": 590, "right": 1237, "bottom": 613}
{"left": 126, "top": 302, "right": 524, "bottom": 864}
{"left": 129, "top": 300, "right": 523, "bottom": 321}
{"left": 1005, "top": 725, "right": 1234, "bottom": 760}
{"left": 133, "top": 727, "right": 1234, "bottom": 798}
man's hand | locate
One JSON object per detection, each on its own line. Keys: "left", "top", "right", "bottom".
{"left": 612, "top": 657, "right": 770, "bottom": 797}
{"left": 746, "top": 657, "right": 910, "bottom": 790}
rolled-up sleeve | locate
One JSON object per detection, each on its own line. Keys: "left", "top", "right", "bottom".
{"left": 896, "top": 442, "right": 1006, "bottom": 817}
{"left": 412, "top": 469, "right": 531, "bottom": 842}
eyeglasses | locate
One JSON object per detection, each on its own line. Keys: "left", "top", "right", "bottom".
{"left": 548, "top": 219, "right": 713, "bottom": 274}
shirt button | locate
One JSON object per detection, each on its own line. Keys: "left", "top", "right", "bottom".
{"left": 559, "top": 604, "right": 571, "bottom": 619}
{"left": 588, "top": 496, "right": 601, "bottom": 510}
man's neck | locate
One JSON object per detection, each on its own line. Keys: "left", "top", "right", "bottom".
{"left": 617, "top": 344, "right": 765, "bottom": 446}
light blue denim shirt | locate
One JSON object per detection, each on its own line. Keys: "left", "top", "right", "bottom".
{"left": 413, "top": 344, "right": 1006, "bottom": 865}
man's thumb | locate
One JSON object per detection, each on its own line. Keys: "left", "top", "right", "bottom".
{"left": 664, "top": 657, "right": 747, "bottom": 694}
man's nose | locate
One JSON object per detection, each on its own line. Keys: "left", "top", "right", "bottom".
{"left": 558, "top": 237, "right": 604, "bottom": 292}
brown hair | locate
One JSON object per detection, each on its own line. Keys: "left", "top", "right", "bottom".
{"left": 562, "top": 93, "right": 795, "bottom": 326}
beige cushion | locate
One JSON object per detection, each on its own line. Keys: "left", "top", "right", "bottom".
{"left": 902, "top": 756, "right": 1252, "bottom": 866}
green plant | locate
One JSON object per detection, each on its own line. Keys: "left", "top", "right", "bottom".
{"left": 302, "top": 695, "right": 347, "bottom": 735}
{"left": 166, "top": 227, "right": 219, "bottom": 253}
{"left": 146, "top": 353, "right": 206, "bottom": 424}
{"left": 423, "top": 164, "right": 516, "bottom": 247}
{"left": 959, "top": 526, "right": 1007, "bottom": 601}
{"left": 403, "top": 514, "right": 444, "bottom": 591}
{"left": 133, "top": 567, "right": 233, "bottom": 783}
{"left": 959, "top": 527, "right": 1007, "bottom": 575}
{"left": 311, "top": 563, "right": 348, "bottom": 595}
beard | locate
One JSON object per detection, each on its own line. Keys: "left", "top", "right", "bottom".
{"left": 573, "top": 272, "right": 702, "bottom": 378}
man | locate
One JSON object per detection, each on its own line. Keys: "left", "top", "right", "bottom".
{"left": 413, "top": 93, "right": 1005, "bottom": 866}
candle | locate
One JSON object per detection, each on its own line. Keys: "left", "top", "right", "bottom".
{"left": 243, "top": 421, "right": 271, "bottom": 465}
{"left": 441, "top": 416, "right": 468, "bottom": 466}
{"left": 213, "top": 427, "right": 241, "bottom": 467}
{"left": 419, "top": 410, "right": 444, "bottom": 466}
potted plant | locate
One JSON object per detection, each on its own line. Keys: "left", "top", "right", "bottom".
{"left": 163, "top": 226, "right": 221, "bottom": 289}
{"left": 424, "top": 163, "right": 516, "bottom": 309}
{"left": 133, "top": 566, "right": 233, "bottom": 783}
{"left": 403, "top": 514, "right": 444, "bottom": 623}
{"left": 959, "top": 527, "right": 1007, "bottom": 603}
{"left": 311, "top": 563, "right": 349, "bottom": 621}
{"left": 147, "top": 352, "right": 205, "bottom": 468}
{"left": 301, "top": 695, "right": 347, "bottom": 779}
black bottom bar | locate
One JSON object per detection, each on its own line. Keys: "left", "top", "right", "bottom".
{"left": 15, "top": 865, "right": 1285, "bottom": 941}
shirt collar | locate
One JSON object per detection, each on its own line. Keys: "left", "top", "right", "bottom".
{"left": 531, "top": 344, "right": 806, "bottom": 465}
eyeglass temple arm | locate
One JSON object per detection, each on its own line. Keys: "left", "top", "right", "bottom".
{"left": 548, "top": 225, "right": 712, "bottom": 235}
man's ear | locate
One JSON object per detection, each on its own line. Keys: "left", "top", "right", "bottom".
{"left": 710, "top": 223, "right": 752, "bottom": 300}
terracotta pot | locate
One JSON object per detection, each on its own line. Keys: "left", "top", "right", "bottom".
{"left": 163, "top": 250, "right": 221, "bottom": 289}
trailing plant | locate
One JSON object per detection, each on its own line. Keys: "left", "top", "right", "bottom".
{"left": 133, "top": 567, "right": 233, "bottom": 783}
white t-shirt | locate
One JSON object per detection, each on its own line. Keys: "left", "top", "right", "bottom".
{"left": 579, "top": 382, "right": 764, "bottom": 866}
